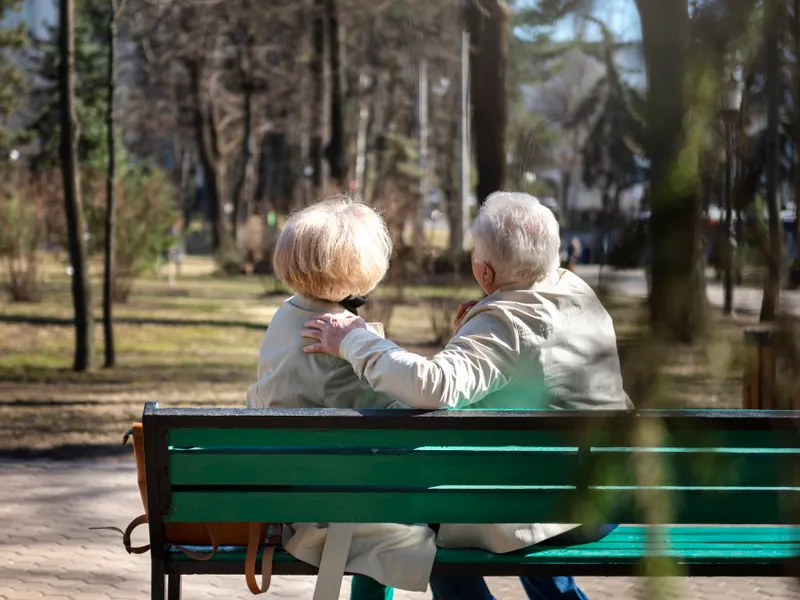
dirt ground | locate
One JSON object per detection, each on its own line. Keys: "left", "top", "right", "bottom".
{"left": 0, "top": 257, "right": 753, "bottom": 458}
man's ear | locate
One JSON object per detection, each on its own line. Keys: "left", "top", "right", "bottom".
{"left": 479, "top": 261, "right": 496, "bottom": 288}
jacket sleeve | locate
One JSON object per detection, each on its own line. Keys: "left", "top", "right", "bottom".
{"left": 322, "top": 358, "right": 404, "bottom": 410}
{"left": 339, "top": 311, "right": 521, "bottom": 409}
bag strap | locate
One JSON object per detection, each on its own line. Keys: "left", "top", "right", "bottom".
{"left": 245, "top": 522, "right": 279, "bottom": 595}
{"left": 90, "top": 514, "right": 150, "bottom": 555}
{"left": 176, "top": 522, "right": 219, "bottom": 561}
{"left": 91, "top": 516, "right": 220, "bottom": 560}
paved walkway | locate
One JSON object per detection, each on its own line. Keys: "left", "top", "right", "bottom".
{"left": 1, "top": 460, "right": 797, "bottom": 600}
{"left": 573, "top": 266, "right": 800, "bottom": 317}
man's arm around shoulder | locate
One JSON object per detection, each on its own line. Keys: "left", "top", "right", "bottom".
{"left": 339, "top": 309, "right": 521, "bottom": 410}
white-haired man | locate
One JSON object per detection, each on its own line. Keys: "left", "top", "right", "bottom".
{"left": 302, "top": 192, "right": 632, "bottom": 600}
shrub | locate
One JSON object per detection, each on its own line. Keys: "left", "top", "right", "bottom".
{"left": 425, "top": 297, "right": 460, "bottom": 346}
{"left": 0, "top": 173, "right": 51, "bottom": 302}
{"left": 362, "top": 288, "right": 402, "bottom": 338}
{"left": 431, "top": 250, "right": 473, "bottom": 278}
{"left": 84, "top": 165, "right": 177, "bottom": 302}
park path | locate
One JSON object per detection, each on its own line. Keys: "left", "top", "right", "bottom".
{"left": 1, "top": 460, "right": 797, "bottom": 600}
{"left": 573, "top": 265, "right": 800, "bottom": 317}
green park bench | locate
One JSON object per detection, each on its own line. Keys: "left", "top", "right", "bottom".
{"left": 140, "top": 402, "right": 800, "bottom": 600}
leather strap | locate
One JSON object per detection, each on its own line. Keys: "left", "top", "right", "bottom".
{"left": 91, "top": 516, "right": 220, "bottom": 560}
{"left": 245, "top": 522, "right": 274, "bottom": 595}
{"left": 90, "top": 514, "right": 151, "bottom": 555}
{"left": 175, "top": 522, "right": 219, "bottom": 561}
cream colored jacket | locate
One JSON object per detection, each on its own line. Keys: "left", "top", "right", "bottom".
{"left": 246, "top": 295, "right": 436, "bottom": 591}
{"left": 247, "top": 295, "right": 397, "bottom": 410}
{"left": 339, "top": 269, "right": 633, "bottom": 553}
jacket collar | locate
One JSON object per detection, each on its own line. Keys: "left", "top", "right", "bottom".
{"left": 492, "top": 269, "right": 562, "bottom": 297}
{"left": 289, "top": 295, "right": 345, "bottom": 314}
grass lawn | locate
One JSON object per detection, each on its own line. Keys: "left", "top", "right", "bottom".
{"left": 0, "top": 255, "right": 753, "bottom": 457}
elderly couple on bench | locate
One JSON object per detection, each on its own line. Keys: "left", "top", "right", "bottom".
{"left": 246, "top": 192, "right": 632, "bottom": 600}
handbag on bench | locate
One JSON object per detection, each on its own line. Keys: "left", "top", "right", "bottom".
{"left": 93, "top": 423, "right": 281, "bottom": 595}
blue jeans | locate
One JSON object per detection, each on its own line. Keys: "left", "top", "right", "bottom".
{"left": 428, "top": 525, "right": 618, "bottom": 600}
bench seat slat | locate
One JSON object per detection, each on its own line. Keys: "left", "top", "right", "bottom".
{"left": 168, "top": 526, "right": 800, "bottom": 572}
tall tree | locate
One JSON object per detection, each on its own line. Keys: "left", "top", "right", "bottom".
{"left": 227, "top": 0, "right": 262, "bottom": 241}
{"left": 761, "top": 0, "right": 782, "bottom": 321}
{"left": 636, "top": 0, "right": 709, "bottom": 342}
{"left": 0, "top": 0, "right": 28, "bottom": 155}
{"left": 186, "top": 59, "right": 233, "bottom": 257}
{"left": 466, "top": 0, "right": 509, "bottom": 204}
{"left": 795, "top": 0, "right": 800, "bottom": 248}
{"left": 309, "top": 0, "right": 326, "bottom": 192}
{"left": 59, "top": 0, "right": 94, "bottom": 371}
{"left": 571, "top": 25, "right": 645, "bottom": 269}
{"left": 326, "top": 0, "right": 347, "bottom": 186}
{"left": 32, "top": 0, "right": 107, "bottom": 170}
{"left": 102, "top": 0, "right": 126, "bottom": 368}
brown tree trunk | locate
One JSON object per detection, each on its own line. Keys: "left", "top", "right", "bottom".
{"left": 369, "top": 71, "right": 400, "bottom": 203}
{"left": 465, "top": 0, "right": 508, "bottom": 205}
{"left": 309, "top": 0, "right": 326, "bottom": 192}
{"left": 188, "top": 63, "right": 230, "bottom": 256}
{"left": 325, "top": 0, "right": 346, "bottom": 186}
{"left": 441, "top": 89, "right": 462, "bottom": 254}
{"left": 636, "top": 0, "right": 708, "bottom": 342}
{"left": 560, "top": 170, "right": 572, "bottom": 228}
{"left": 103, "top": 0, "right": 123, "bottom": 368}
{"left": 231, "top": 85, "right": 256, "bottom": 243}
{"left": 796, "top": 0, "right": 800, "bottom": 249}
{"left": 761, "top": 0, "right": 782, "bottom": 321}
{"left": 59, "top": 0, "right": 94, "bottom": 371}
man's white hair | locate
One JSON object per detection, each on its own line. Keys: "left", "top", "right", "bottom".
{"left": 472, "top": 192, "right": 561, "bottom": 283}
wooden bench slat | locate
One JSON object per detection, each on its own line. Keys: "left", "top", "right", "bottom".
{"left": 168, "top": 449, "right": 580, "bottom": 487}
{"left": 167, "top": 526, "right": 800, "bottom": 566}
{"left": 166, "top": 488, "right": 799, "bottom": 525}
{"left": 586, "top": 451, "right": 800, "bottom": 488}
{"left": 167, "top": 447, "right": 800, "bottom": 488}
{"left": 167, "top": 427, "right": 800, "bottom": 450}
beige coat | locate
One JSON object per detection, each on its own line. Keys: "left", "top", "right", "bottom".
{"left": 247, "top": 295, "right": 396, "bottom": 410}
{"left": 339, "top": 269, "right": 632, "bottom": 553}
{"left": 246, "top": 295, "right": 436, "bottom": 591}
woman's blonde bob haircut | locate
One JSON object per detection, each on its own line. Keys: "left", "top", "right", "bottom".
{"left": 273, "top": 195, "right": 392, "bottom": 302}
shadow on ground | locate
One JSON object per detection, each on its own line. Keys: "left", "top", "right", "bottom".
{"left": 0, "top": 443, "right": 134, "bottom": 461}
{"left": 0, "top": 314, "right": 266, "bottom": 330}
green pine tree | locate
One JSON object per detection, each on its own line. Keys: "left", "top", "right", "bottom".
{"left": 0, "top": 0, "right": 29, "bottom": 155}
{"left": 570, "top": 20, "right": 645, "bottom": 206}
{"left": 29, "top": 0, "right": 108, "bottom": 170}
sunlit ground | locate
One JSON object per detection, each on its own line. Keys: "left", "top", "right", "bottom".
{"left": 0, "top": 255, "right": 752, "bottom": 456}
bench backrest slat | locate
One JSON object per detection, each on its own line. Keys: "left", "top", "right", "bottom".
{"left": 168, "top": 447, "right": 799, "bottom": 489}
{"left": 167, "top": 488, "right": 793, "bottom": 524}
{"left": 166, "top": 427, "right": 799, "bottom": 450}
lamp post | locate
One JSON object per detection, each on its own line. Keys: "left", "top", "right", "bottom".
{"left": 721, "top": 73, "right": 743, "bottom": 315}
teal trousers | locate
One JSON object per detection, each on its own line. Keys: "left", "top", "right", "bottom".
{"left": 350, "top": 576, "right": 394, "bottom": 600}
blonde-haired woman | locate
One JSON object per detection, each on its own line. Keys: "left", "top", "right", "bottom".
{"left": 247, "top": 196, "right": 435, "bottom": 599}
{"left": 248, "top": 195, "right": 396, "bottom": 409}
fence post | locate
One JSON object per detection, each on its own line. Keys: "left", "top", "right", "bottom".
{"left": 743, "top": 328, "right": 776, "bottom": 409}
